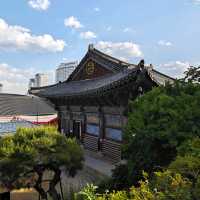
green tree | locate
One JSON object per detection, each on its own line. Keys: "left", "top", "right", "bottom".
{"left": 98, "top": 164, "right": 130, "bottom": 192}
{"left": 149, "top": 171, "right": 192, "bottom": 200}
{"left": 123, "top": 82, "right": 200, "bottom": 186}
{"left": 193, "top": 176, "right": 200, "bottom": 200}
{"left": 0, "top": 126, "right": 84, "bottom": 200}
{"left": 182, "top": 65, "right": 200, "bottom": 83}
{"left": 169, "top": 138, "right": 200, "bottom": 180}
{"left": 76, "top": 171, "right": 193, "bottom": 200}
{"left": 169, "top": 138, "right": 200, "bottom": 199}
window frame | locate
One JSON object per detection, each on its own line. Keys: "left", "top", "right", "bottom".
{"left": 104, "top": 127, "right": 123, "bottom": 142}
{"left": 86, "top": 123, "right": 100, "bottom": 137}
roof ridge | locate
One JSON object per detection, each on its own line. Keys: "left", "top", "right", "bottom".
{"left": 29, "top": 83, "right": 58, "bottom": 91}
{"left": 152, "top": 69, "right": 176, "bottom": 80}
{"left": 0, "top": 93, "right": 27, "bottom": 97}
{"left": 92, "top": 48, "right": 131, "bottom": 66}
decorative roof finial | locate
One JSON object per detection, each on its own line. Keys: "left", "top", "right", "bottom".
{"left": 149, "top": 64, "right": 153, "bottom": 70}
{"left": 138, "top": 59, "right": 145, "bottom": 70}
{"left": 88, "top": 44, "right": 94, "bottom": 51}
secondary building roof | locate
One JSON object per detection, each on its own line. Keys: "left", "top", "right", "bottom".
{"left": 0, "top": 94, "right": 56, "bottom": 116}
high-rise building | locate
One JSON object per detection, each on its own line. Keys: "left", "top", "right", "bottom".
{"left": 0, "top": 83, "right": 3, "bottom": 93}
{"left": 28, "top": 78, "right": 35, "bottom": 89}
{"left": 35, "top": 73, "right": 49, "bottom": 87}
{"left": 56, "top": 61, "right": 78, "bottom": 83}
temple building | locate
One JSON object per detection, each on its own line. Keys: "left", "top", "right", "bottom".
{"left": 29, "top": 44, "right": 174, "bottom": 162}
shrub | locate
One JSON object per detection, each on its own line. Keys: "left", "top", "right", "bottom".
{"left": 76, "top": 171, "right": 193, "bottom": 200}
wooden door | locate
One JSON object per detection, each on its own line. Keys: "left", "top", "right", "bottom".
{"left": 73, "top": 121, "right": 81, "bottom": 140}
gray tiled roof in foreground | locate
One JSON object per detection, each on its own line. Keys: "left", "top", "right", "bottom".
{"left": 0, "top": 94, "right": 56, "bottom": 116}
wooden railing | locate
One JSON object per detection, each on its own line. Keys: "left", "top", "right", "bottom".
{"left": 83, "top": 134, "right": 122, "bottom": 163}
{"left": 102, "top": 139, "right": 121, "bottom": 162}
{"left": 83, "top": 134, "right": 99, "bottom": 152}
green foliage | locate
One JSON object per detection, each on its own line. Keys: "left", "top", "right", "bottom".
{"left": 122, "top": 82, "right": 200, "bottom": 186}
{"left": 0, "top": 126, "right": 84, "bottom": 199}
{"left": 75, "top": 183, "right": 128, "bottom": 200}
{"left": 97, "top": 81, "right": 200, "bottom": 198}
{"left": 76, "top": 171, "right": 193, "bottom": 200}
{"left": 169, "top": 155, "right": 200, "bottom": 181}
{"left": 98, "top": 164, "right": 130, "bottom": 192}
{"left": 177, "top": 137, "right": 200, "bottom": 157}
{"left": 75, "top": 184, "right": 98, "bottom": 200}
{"left": 193, "top": 176, "right": 200, "bottom": 199}
{"left": 169, "top": 138, "right": 200, "bottom": 199}
{"left": 182, "top": 65, "right": 200, "bottom": 83}
{"left": 150, "top": 171, "right": 192, "bottom": 200}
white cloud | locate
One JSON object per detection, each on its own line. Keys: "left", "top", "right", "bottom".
{"left": 95, "top": 41, "right": 143, "bottom": 60}
{"left": 0, "top": 18, "right": 65, "bottom": 52}
{"left": 80, "top": 31, "right": 97, "bottom": 39}
{"left": 94, "top": 7, "right": 100, "bottom": 12}
{"left": 157, "top": 61, "right": 190, "bottom": 78}
{"left": 158, "top": 40, "right": 173, "bottom": 47}
{"left": 64, "top": 16, "right": 83, "bottom": 29}
{"left": 0, "top": 63, "right": 54, "bottom": 94}
{"left": 123, "top": 28, "right": 131, "bottom": 32}
{"left": 28, "top": 0, "right": 50, "bottom": 11}
{"left": 192, "top": 0, "right": 200, "bottom": 5}
{"left": 123, "top": 27, "right": 135, "bottom": 33}
{"left": 0, "top": 63, "right": 36, "bottom": 94}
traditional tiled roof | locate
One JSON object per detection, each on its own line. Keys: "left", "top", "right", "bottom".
{"left": 147, "top": 68, "right": 175, "bottom": 85}
{"left": 0, "top": 94, "right": 56, "bottom": 116}
{"left": 30, "top": 68, "right": 141, "bottom": 98}
{"left": 29, "top": 46, "right": 175, "bottom": 98}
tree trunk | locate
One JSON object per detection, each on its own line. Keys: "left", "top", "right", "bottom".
{"left": 48, "top": 168, "right": 61, "bottom": 200}
{"left": 34, "top": 185, "right": 48, "bottom": 200}
{"left": 34, "top": 166, "right": 48, "bottom": 200}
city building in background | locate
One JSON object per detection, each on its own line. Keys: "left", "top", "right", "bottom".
{"left": 0, "top": 83, "right": 3, "bottom": 93}
{"left": 35, "top": 73, "right": 49, "bottom": 87}
{"left": 56, "top": 61, "right": 78, "bottom": 83}
{"left": 28, "top": 78, "right": 35, "bottom": 89}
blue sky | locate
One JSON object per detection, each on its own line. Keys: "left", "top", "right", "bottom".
{"left": 0, "top": 0, "right": 199, "bottom": 94}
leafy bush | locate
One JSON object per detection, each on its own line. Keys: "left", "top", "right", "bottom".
{"left": 76, "top": 171, "right": 193, "bottom": 200}
{"left": 169, "top": 137, "right": 200, "bottom": 199}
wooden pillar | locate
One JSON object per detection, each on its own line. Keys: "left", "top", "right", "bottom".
{"left": 57, "top": 110, "right": 62, "bottom": 133}
{"left": 99, "top": 107, "right": 104, "bottom": 151}
{"left": 69, "top": 110, "right": 73, "bottom": 137}
{"left": 65, "top": 106, "right": 71, "bottom": 136}
{"left": 80, "top": 106, "right": 86, "bottom": 142}
{"left": 60, "top": 106, "right": 68, "bottom": 135}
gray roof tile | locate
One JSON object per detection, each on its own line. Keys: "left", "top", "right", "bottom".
{"left": 0, "top": 94, "right": 56, "bottom": 116}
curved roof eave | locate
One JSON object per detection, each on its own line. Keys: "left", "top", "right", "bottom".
{"left": 30, "top": 68, "right": 140, "bottom": 98}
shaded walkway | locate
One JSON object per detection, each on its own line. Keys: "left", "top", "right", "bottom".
{"left": 84, "top": 150, "right": 116, "bottom": 177}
